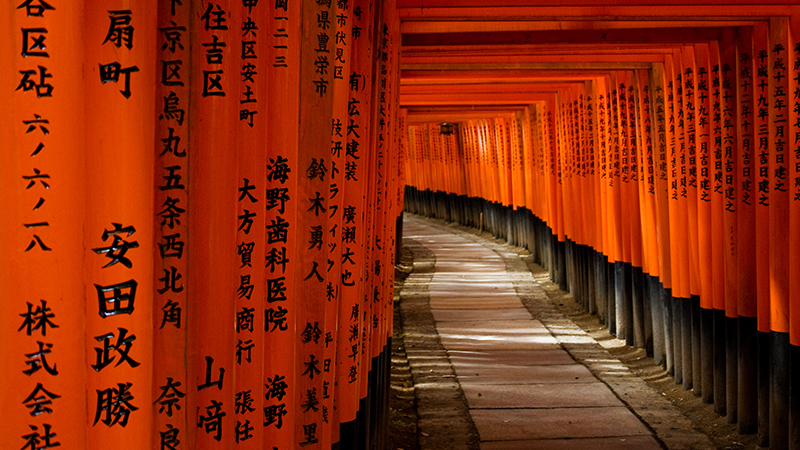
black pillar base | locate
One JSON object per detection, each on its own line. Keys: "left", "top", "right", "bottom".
{"left": 770, "top": 331, "right": 790, "bottom": 450}
{"left": 615, "top": 261, "right": 625, "bottom": 340}
{"left": 691, "top": 296, "right": 701, "bottom": 396}
{"left": 650, "top": 276, "right": 665, "bottom": 365}
{"left": 759, "top": 330, "right": 771, "bottom": 447}
{"left": 662, "top": 286, "right": 674, "bottom": 375}
{"left": 340, "top": 417, "right": 359, "bottom": 450}
{"left": 681, "top": 296, "right": 693, "bottom": 391}
{"left": 673, "top": 294, "right": 683, "bottom": 385}
{"left": 738, "top": 316, "right": 758, "bottom": 434}
{"left": 595, "top": 253, "right": 607, "bottom": 324}
{"left": 607, "top": 259, "right": 616, "bottom": 335}
{"left": 624, "top": 263, "right": 634, "bottom": 346}
{"left": 632, "top": 266, "right": 645, "bottom": 348}
{"left": 790, "top": 343, "right": 800, "bottom": 449}
{"left": 714, "top": 309, "right": 727, "bottom": 415}
{"left": 726, "top": 316, "right": 738, "bottom": 424}
{"left": 700, "top": 307, "right": 714, "bottom": 404}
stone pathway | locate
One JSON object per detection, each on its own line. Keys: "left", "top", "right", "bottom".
{"left": 399, "top": 215, "right": 716, "bottom": 450}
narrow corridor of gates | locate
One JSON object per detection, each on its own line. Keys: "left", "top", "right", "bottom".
{"left": 398, "top": 215, "right": 717, "bottom": 449}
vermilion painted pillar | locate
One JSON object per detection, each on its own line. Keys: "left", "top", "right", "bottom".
{"left": 398, "top": 109, "right": 409, "bottom": 210}
{"left": 787, "top": 17, "right": 800, "bottom": 448}
{"left": 789, "top": 15, "right": 800, "bottom": 450}
{"left": 489, "top": 119, "right": 502, "bottom": 204}
{"left": 337, "top": 0, "right": 373, "bottom": 442}
{"left": 719, "top": 29, "right": 741, "bottom": 423}
{"left": 512, "top": 111, "right": 526, "bottom": 214}
{"left": 295, "top": 0, "right": 337, "bottom": 445}
{"left": 545, "top": 100, "right": 562, "bottom": 252}
{"left": 626, "top": 72, "right": 645, "bottom": 349}
{"left": 83, "top": 2, "right": 157, "bottom": 449}
{"left": 234, "top": 1, "right": 268, "bottom": 448}
{"left": 583, "top": 83, "right": 599, "bottom": 316}
{"left": 597, "top": 79, "right": 614, "bottom": 328}
{"left": 188, "top": 1, "right": 241, "bottom": 449}
{"left": 736, "top": 24, "right": 758, "bottom": 435}
{"left": 559, "top": 94, "right": 574, "bottom": 282}
{"left": 264, "top": 0, "right": 301, "bottom": 446}
{"left": 709, "top": 40, "right": 727, "bottom": 412}
{"left": 769, "top": 17, "right": 791, "bottom": 450}
{"left": 639, "top": 68, "right": 665, "bottom": 364}
{"left": 681, "top": 45, "right": 702, "bottom": 324}
{"left": 609, "top": 72, "right": 626, "bottom": 339}
{"left": 365, "top": 6, "right": 394, "bottom": 438}
{"left": 378, "top": 11, "right": 400, "bottom": 445}
{"left": 651, "top": 62, "right": 675, "bottom": 373}
{"left": 678, "top": 48, "right": 697, "bottom": 392}
{"left": 2, "top": 4, "right": 88, "bottom": 449}
{"left": 320, "top": 0, "right": 352, "bottom": 443}
{"left": 322, "top": 0, "right": 356, "bottom": 447}
{"left": 153, "top": 0, "right": 191, "bottom": 447}
{"left": 666, "top": 52, "right": 686, "bottom": 384}
{"left": 695, "top": 41, "right": 715, "bottom": 405}
{"left": 753, "top": 21, "right": 772, "bottom": 447}
{"left": 616, "top": 74, "right": 631, "bottom": 343}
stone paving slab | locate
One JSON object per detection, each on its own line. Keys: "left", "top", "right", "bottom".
{"left": 428, "top": 290, "right": 520, "bottom": 299}
{"left": 453, "top": 364, "right": 596, "bottom": 385}
{"left": 431, "top": 309, "right": 532, "bottom": 322}
{"left": 446, "top": 349, "right": 576, "bottom": 366}
{"left": 428, "top": 274, "right": 518, "bottom": 281}
{"left": 429, "top": 297, "right": 525, "bottom": 310}
{"left": 428, "top": 284, "right": 516, "bottom": 293}
{"left": 436, "top": 319, "right": 549, "bottom": 334}
{"left": 471, "top": 407, "right": 652, "bottom": 441}
{"left": 462, "top": 383, "right": 622, "bottom": 408}
{"left": 480, "top": 435, "right": 663, "bottom": 450}
{"left": 438, "top": 335, "right": 560, "bottom": 351}
{"left": 434, "top": 262, "right": 504, "bottom": 271}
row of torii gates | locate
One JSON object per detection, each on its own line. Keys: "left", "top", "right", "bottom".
{"left": 4, "top": 0, "right": 800, "bottom": 449}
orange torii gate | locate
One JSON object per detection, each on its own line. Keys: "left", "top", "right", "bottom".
{"left": 6, "top": 1, "right": 800, "bottom": 449}
{"left": 400, "top": 4, "right": 800, "bottom": 448}
{"left": 2, "top": 1, "right": 403, "bottom": 450}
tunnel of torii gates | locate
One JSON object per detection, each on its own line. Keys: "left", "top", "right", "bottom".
{"left": 4, "top": 0, "right": 800, "bottom": 449}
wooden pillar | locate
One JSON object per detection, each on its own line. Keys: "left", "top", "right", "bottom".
{"left": 789, "top": 14, "right": 800, "bottom": 450}
{"left": 320, "top": 0, "right": 353, "bottom": 445}
{"left": 263, "top": 0, "right": 302, "bottom": 445}
{"left": 651, "top": 62, "right": 675, "bottom": 374}
{"left": 769, "top": 17, "right": 791, "bottom": 450}
{"left": 234, "top": 1, "right": 268, "bottom": 448}
{"left": 666, "top": 52, "right": 686, "bottom": 384}
{"left": 83, "top": 3, "right": 157, "bottom": 448}
{"left": 337, "top": 0, "right": 373, "bottom": 443}
{"left": 736, "top": 23, "right": 759, "bottom": 435}
{"left": 719, "top": 28, "right": 740, "bottom": 423}
{"left": 188, "top": 1, "right": 241, "bottom": 449}
{"left": 694, "top": 41, "right": 715, "bottom": 404}
{"left": 153, "top": 0, "right": 191, "bottom": 446}
{"left": 2, "top": 3, "right": 88, "bottom": 449}
{"left": 753, "top": 21, "right": 772, "bottom": 447}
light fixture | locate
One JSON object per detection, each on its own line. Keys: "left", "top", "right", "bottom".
{"left": 439, "top": 122, "right": 454, "bottom": 135}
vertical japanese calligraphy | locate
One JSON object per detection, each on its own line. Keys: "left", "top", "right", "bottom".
{"left": 3, "top": 1, "right": 89, "bottom": 448}
{"left": 3, "top": 0, "right": 404, "bottom": 449}
{"left": 236, "top": 3, "right": 268, "bottom": 449}
{"left": 154, "top": 0, "right": 190, "bottom": 447}
{"left": 190, "top": 1, "right": 241, "bottom": 447}
{"left": 84, "top": 1, "right": 157, "bottom": 447}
